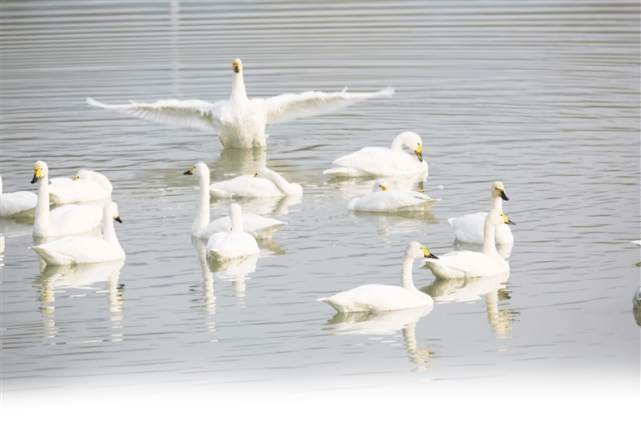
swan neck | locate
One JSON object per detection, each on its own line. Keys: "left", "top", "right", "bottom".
{"left": 34, "top": 176, "right": 50, "bottom": 235}
{"left": 483, "top": 219, "right": 506, "bottom": 266}
{"left": 400, "top": 254, "right": 416, "bottom": 290}
{"left": 491, "top": 195, "right": 503, "bottom": 211}
{"left": 193, "top": 173, "right": 210, "bottom": 234}
{"left": 231, "top": 72, "right": 248, "bottom": 103}
{"left": 230, "top": 207, "right": 243, "bottom": 233}
{"left": 264, "top": 170, "right": 293, "bottom": 195}
{"left": 103, "top": 208, "right": 119, "bottom": 246}
{"left": 391, "top": 136, "right": 406, "bottom": 152}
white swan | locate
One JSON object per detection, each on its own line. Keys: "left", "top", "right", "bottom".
{"left": 425, "top": 210, "right": 515, "bottom": 279}
{"left": 49, "top": 169, "right": 113, "bottom": 205}
{"left": 318, "top": 241, "right": 437, "bottom": 313}
{"left": 447, "top": 182, "right": 513, "bottom": 244}
{"left": 30, "top": 201, "right": 125, "bottom": 265}
{"left": 206, "top": 203, "right": 260, "bottom": 260}
{"left": 209, "top": 167, "right": 303, "bottom": 198}
{"left": 185, "top": 162, "right": 286, "bottom": 239}
{"left": 31, "top": 161, "right": 104, "bottom": 238}
{"left": 323, "top": 132, "right": 428, "bottom": 177}
{"left": 87, "top": 58, "right": 394, "bottom": 149}
{"left": 347, "top": 179, "right": 438, "bottom": 212}
{"left": 0, "top": 175, "right": 38, "bottom": 217}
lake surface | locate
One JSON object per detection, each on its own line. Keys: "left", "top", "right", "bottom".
{"left": 2, "top": 1, "right": 639, "bottom": 423}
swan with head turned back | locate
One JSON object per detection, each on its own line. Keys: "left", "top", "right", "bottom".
{"left": 447, "top": 182, "right": 513, "bottom": 244}
{"left": 323, "top": 132, "right": 428, "bottom": 177}
{"left": 87, "top": 58, "right": 394, "bottom": 149}
{"left": 347, "top": 179, "right": 438, "bottom": 212}
{"left": 30, "top": 201, "right": 125, "bottom": 265}
{"left": 31, "top": 161, "right": 104, "bottom": 238}
{"left": 48, "top": 169, "right": 113, "bottom": 205}
{"left": 184, "top": 162, "right": 286, "bottom": 238}
{"left": 318, "top": 242, "right": 437, "bottom": 313}
{"left": 426, "top": 210, "right": 515, "bottom": 279}
{"left": 206, "top": 203, "right": 260, "bottom": 260}
{"left": 0, "top": 175, "right": 38, "bottom": 217}
{"left": 209, "top": 167, "right": 303, "bottom": 198}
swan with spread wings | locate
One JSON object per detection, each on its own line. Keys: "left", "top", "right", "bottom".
{"left": 87, "top": 58, "right": 394, "bottom": 149}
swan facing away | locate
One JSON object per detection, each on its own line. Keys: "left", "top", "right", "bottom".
{"left": 31, "top": 161, "right": 104, "bottom": 238}
{"left": 323, "top": 132, "right": 428, "bottom": 177}
{"left": 185, "top": 162, "right": 286, "bottom": 239}
{"left": 30, "top": 201, "right": 125, "bottom": 265}
{"left": 87, "top": 58, "right": 394, "bottom": 149}
{"left": 318, "top": 242, "right": 437, "bottom": 313}
{"left": 209, "top": 167, "right": 303, "bottom": 198}
{"left": 0, "top": 175, "right": 38, "bottom": 217}
{"left": 447, "top": 182, "right": 513, "bottom": 244}
{"left": 426, "top": 210, "right": 515, "bottom": 279}
{"left": 206, "top": 203, "right": 260, "bottom": 261}
{"left": 347, "top": 179, "right": 438, "bottom": 212}
{"left": 49, "top": 169, "right": 113, "bottom": 205}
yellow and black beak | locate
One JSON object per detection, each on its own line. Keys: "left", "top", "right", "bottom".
{"left": 414, "top": 146, "right": 423, "bottom": 162}
{"left": 114, "top": 216, "right": 123, "bottom": 224}
{"left": 253, "top": 172, "right": 258, "bottom": 177}
{"left": 380, "top": 185, "right": 389, "bottom": 191}
{"left": 500, "top": 189, "right": 509, "bottom": 201}
{"left": 31, "top": 168, "right": 43, "bottom": 184}
{"left": 502, "top": 214, "right": 515, "bottom": 225}
{"left": 73, "top": 176, "right": 79, "bottom": 181}
{"left": 233, "top": 62, "right": 241, "bottom": 73}
{"left": 422, "top": 247, "right": 438, "bottom": 259}
{"left": 184, "top": 166, "right": 195, "bottom": 175}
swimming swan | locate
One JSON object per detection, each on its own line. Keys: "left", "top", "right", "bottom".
{"left": 0, "top": 175, "right": 38, "bottom": 217}
{"left": 87, "top": 58, "right": 394, "bottom": 149}
{"left": 426, "top": 210, "right": 515, "bottom": 279}
{"left": 347, "top": 179, "right": 438, "bottom": 212}
{"left": 323, "top": 132, "right": 428, "bottom": 177}
{"left": 30, "top": 201, "right": 125, "bottom": 265}
{"left": 318, "top": 241, "right": 437, "bottom": 313}
{"left": 31, "top": 161, "right": 104, "bottom": 238}
{"left": 49, "top": 169, "right": 113, "bottom": 205}
{"left": 206, "top": 203, "right": 260, "bottom": 260}
{"left": 185, "top": 162, "right": 286, "bottom": 239}
{"left": 209, "top": 167, "right": 303, "bottom": 198}
{"left": 447, "top": 182, "right": 513, "bottom": 244}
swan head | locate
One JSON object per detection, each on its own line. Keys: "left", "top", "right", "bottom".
{"left": 393, "top": 132, "right": 423, "bottom": 162}
{"left": 492, "top": 182, "right": 508, "bottom": 201}
{"left": 232, "top": 58, "right": 243, "bottom": 74}
{"left": 406, "top": 241, "right": 438, "bottom": 260}
{"left": 372, "top": 179, "right": 389, "bottom": 192}
{"left": 106, "top": 201, "right": 123, "bottom": 223}
{"left": 184, "top": 162, "right": 209, "bottom": 178}
{"left": 487, "top": 209, "right": 515, "bottom": 227}
{"left": 73, "top": 170, "right": 90, "bottom": 181}
{"left": 31, "top": 160, "right": 48, "bottom": 184}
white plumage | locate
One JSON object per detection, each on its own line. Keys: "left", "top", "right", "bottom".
{"left": 0, "top": 175, "right": 38, "bottom": 217}
{"left": 347, "top": 179, "right": 438, "bottom": 212}
{"left": 48, "top": 169, "right": 113, "bottom": 205}
{"left": 209, "top": 167, "right": 302, "bottom": 198}
{"left": 87, "top": 58, "right": 393, "bottom": 149}
{"left": 206, "top": 203, "right": 260, "bottom": 261}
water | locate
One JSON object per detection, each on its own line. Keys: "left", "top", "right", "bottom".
{"left": 2, "top": 1, "right": 639, "bottom": 422}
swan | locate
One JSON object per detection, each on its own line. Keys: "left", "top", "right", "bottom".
{"left": 425, "top": 210, "right": 515, "bottom": 279}
{"left": 31, "top": 161, "right": 104, "bottom": 238}
{"left": 347, "top": 179, "right": 438, "bottom": 212}
{"left": 184, "top": 162, "right": 286, "bottom": 239}
{"left": 318, "top": 241, "right": 437, "bottom": 313}
{"left": 0, "top": 175, "right": 38, "bottom": 217}
{"left": 87, "top": 58, "right": 394, "bottom": 149}
{"left": 209, "top": 167, "right": 303, "bottom": 198}
{"left": 447, "top": 182, "right": 513, "bottom": 244}
{"left": 30, "top": 201, "right": 125, "bottom": 265}
{"left": 323, "top": 132, "right": 428, "bottom": 177}
{"left": 206, "top": 203, "right": 260, "bottom": 260}
{"left": 48, "top": 169, "right": 113, "bottom": 205}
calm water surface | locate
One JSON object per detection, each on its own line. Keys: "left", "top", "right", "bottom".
{"left": 2, "top": 1, "right": 639, "bottom": 422}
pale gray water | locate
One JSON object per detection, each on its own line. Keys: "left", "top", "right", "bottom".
{"left": 1, "top": 1, "right": 639, "bottom": 422}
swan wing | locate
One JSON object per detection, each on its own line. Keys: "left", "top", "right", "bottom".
{"left": 319, "top": 284, "right": 430, "bottom": 312}
{"left": 262, "top": 87, "right": 394, "bottom": 125}
{"left": 0, "top": 192, "right": 38, "bottom": 216}
{"left": 49, "top": 180, "right": 111, "bottom": 204}
{"left": 329, "top": 147, "right": 425, "bottom": 176}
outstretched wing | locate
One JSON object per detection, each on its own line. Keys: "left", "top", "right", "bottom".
{"left": 263, "top": 87, "right": 394, "bottom": 125}
{"left": 87, "top": 97, "right": 225, "bottom": 132}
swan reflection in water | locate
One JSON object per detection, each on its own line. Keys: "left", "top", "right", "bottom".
{"left": 210, "top": 193, "right": 302, "bottom": 217}
{"left": 323, "top": 306, "right": 434, "bottom": 372}
{"left": 422, "top": 272, "right": 517, "bottom": 339}
{"left": 349, "top": 209, "right": 438, "bottom": 236}
{"left": 217, "top": 147, "right": 266, "bottom": 176}
{"left": 328, "top": 171, "right": 429, "bottom": 201}
{"left": 35, "top": 259, "right": 125, "bottom": 343}
{"left": 207, "top": 253, "right": 259, "bottom": 308}
{"left": 633, "top": 287, "right": 641, "bottom": 327}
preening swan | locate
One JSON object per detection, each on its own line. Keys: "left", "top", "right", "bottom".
{"left": 184, "top": 162, "right": 286, "bottom": 239}
{"left": 30, "top": 201, "right": 125, "bottom": 265}
{"left": 347, "top": 179, "right": 438, "bottom": 212}
{"left": 31, "top": 161, "right": 104, "bottom": 238}
{"left": 206, "top": 203, "right": 260, "bottom": 260}
{"left": 0, "top": 175, "right": 38, "bottom": 217}
{"left": 426, "top": 210, "right": 515, "bottom": 279}
{"left": 209, "top": 167, "right": 302, "bottom": 198}
{"left": 323, "top": 132, "right": 428, "bottom": 177}
{"left": 318, "top": 242, "right": 437, "bottom": 313}
{"left": 48, "top": 169, "right": 113, "bottom": 205}
{"left": 447, "top": 182, "right": 513, "bottom": 244}
{"left": 87, "top": 58, "right": 394, "bottom": 149}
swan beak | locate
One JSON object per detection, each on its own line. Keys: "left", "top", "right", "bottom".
{"left": 506, "top": 219, "right": 515, "bottom": 225}
{"left": 502, "top": 213, "right": 515, "bottom": 225}
{"left": 31, "top": 174, "right": 39, "bottom": 184}
{"left": 184, "top": 167, "right": 194, "bottom": 175}
{"left": 422, "top": 248, "right": 438, "bottom": 259}
{"left": 233, "top": 61, "right": 241, "bottom": 73}
{"left": 500, "top": 189, "right": 509, "bottom": 201}
{"left": 380, "top": 185, "right": 388, "bottom": 191}
{"left": 73, "top": 176, "right": 79, "bottom": 181}
{"left": 414, "top": 146, "right": 423, "bottom": 162}
{"left": 31, "top": 168, "right": 43, "bottom": 184}
{"left": 114, "top": 216, "right": 123, "bottom": 223}
{"left": 253, "top": 172, "right": 258, "bottom": 177}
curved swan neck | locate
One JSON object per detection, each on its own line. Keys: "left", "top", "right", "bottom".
{"left": 192, "top": 172, "right": 210, "bottom": 234}
{"left": 400, "top": 253, "right": 417, "bottom": 290}
{"left": 263, "top": 169, "right": 294, "bottom": 195}
{"left": 231, "top": 72, "right": 248, "bottom": 103}
{"left": 390, "top": 135, "right": 407, "bottom": 152}
{"left": 34, "top": 175, "right": 50, "bottom": 235}
{"left": 483, "top": 219, "right": 507, "bottom": 267}
{"left": 103, "top": 206, "right": 119, "bottom": 246}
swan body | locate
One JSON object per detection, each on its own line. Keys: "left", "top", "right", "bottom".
{"left": 87, "top": 58, "right": 394, "bottom": 149}
{"left": 209, "top": 167, "right": 302, "bottom": 198}
{"left": 426, "top": 210, "right": 515, "bottom": 279}
{"left": 448, "top": 182, "right": 513, "bottom": 244}
{"left": 347, "top": 179, "right": 438, "bottom": 212}
{"left": 31, "top": 161, "right": 104, "bottom": 238}
{"left": 323, "top": 132, "right": 428, "bottom": 177}
{"left": 49, "top": 169, "right": 112, "bottom": 205}
{"left": 206, "top": 203, "right": 260, "bottom": 260}
{"left": 185, "top": 162, "right": 286, "bottom": 239}
{"left": 30, "top": 201, "right": 125, "bottom": 265}
{"left": 318, "top": 242, "right": 437, "bottom": 313}
{"left": 0, "top": 176, "right": 38, "bottom": 217}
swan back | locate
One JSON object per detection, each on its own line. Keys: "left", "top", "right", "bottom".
{"left": 74, "top": 170, "right": 113, "bottom": 193}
